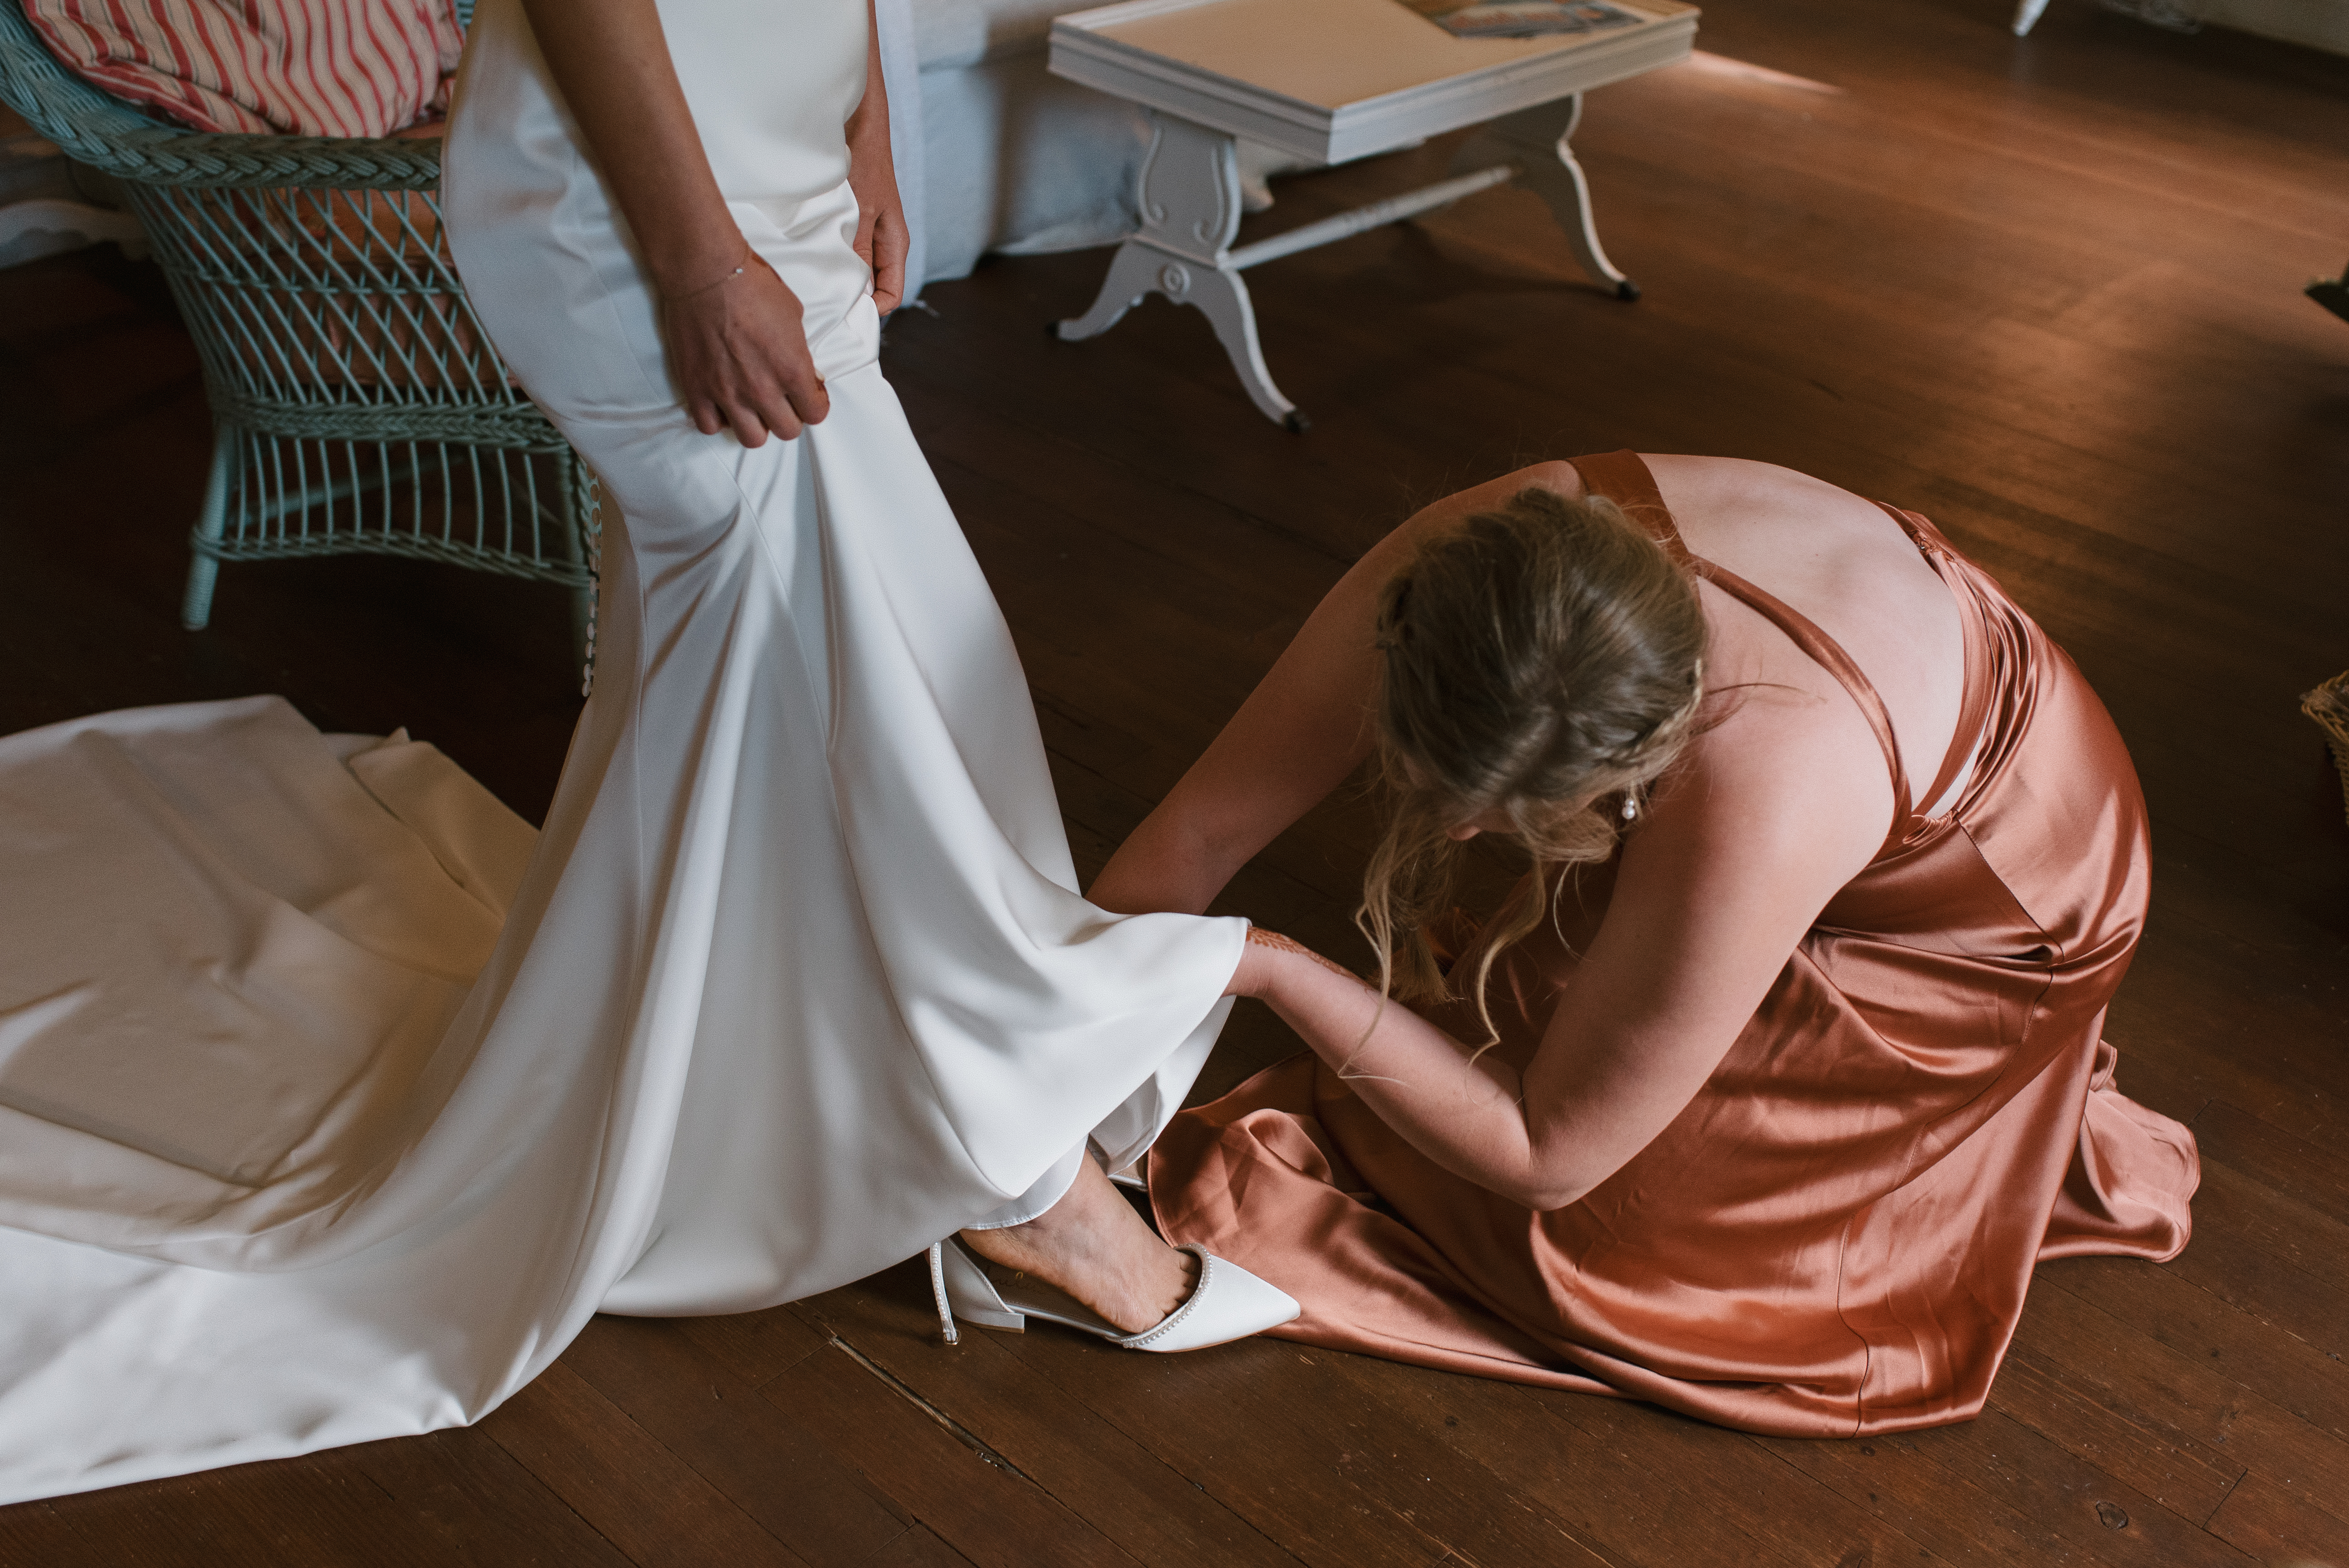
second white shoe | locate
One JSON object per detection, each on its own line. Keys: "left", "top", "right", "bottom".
{"left": 927, "top": 1235, "right": 1300, "bottom": 1351}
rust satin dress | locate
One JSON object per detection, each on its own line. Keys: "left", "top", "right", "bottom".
{"left": 1150, "top": 452, "right": 2199, "bottom": 1438}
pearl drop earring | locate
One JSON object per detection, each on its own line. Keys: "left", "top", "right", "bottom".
{"left": 1621, "top": 794, "right": 1639, "bottom": 823}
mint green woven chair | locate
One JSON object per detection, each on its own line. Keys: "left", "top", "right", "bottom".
{"left": 0, "top": 0, "right": 597, "bottom": 648}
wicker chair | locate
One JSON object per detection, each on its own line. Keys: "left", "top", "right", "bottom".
{"left": 0, "top": 0, "right": 596, "bottom": 653}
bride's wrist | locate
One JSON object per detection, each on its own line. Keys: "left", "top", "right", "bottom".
{"left": 658, "top": 242, "right": 750, "bottom": 305}
{"left": 644, "top": 222, "right": 756, "bottom": 302}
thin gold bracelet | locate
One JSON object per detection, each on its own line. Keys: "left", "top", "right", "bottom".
{"left": 664, "top": 242, "right": 751, "bottom": 303}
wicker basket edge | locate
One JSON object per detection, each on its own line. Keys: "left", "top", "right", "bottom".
{"left": 2301, "top": 669, "right": 2349, "bottom": 828}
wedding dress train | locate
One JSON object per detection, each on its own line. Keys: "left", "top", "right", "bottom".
{"left": 0, "top": 0, "right": 1243, "bottom": 1502}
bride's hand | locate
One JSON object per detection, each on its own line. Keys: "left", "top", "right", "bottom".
{"left": 844, "top": 0, "right": 907, "bottom": 315}
{"left": 518, "top": 0, "right": 833, "bottom": 446}
{"left": 849, "top": 150, "right": 908, "bottom": 316}
{"left": 660, "top": 251, "right": 832, "bottom": 447}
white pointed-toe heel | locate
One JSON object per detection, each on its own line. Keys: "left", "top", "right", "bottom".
{"left": 924, "top": 1235, "right": 1299, "bottom": 1352}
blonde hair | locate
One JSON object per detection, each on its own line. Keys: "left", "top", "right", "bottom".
{"left": 1356, "top": 486, "right": 1708, "bottom": 1043}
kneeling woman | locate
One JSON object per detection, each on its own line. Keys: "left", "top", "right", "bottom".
{"left": 1095, "top": 451, "right": 2197, "bottom": 1434}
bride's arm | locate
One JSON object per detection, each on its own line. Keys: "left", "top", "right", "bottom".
{"left": 1227, "top": 682, "right": 1892, "bottom": 1209}
{"left": 1088, "top": 462, "right": 1587, "bottom": 918}
{"left": 519, "top": 0, "right": 873, "bottom": 443}
{"left": 844, "top": 0, "right": 907, "bottom": 314}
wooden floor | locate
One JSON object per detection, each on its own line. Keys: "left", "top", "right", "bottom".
{"left": 4, "top": 0, "right": 2348, "bottom": 1559}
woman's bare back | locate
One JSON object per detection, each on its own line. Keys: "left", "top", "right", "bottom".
{"left": 1575, "top": 455, "right": 1969, "bottom": 823}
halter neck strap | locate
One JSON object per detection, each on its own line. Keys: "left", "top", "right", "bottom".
{"left": 1567, "top": 449, "right": 1696, "bottom": 571}
{"left": 1566, "top": 450, "right": 1918, "bottom": 837}
{"left": 1872, "top": 502, "right": 1992, "bottom": 820}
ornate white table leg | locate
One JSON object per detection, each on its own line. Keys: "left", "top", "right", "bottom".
{"left": 1156, "top": 259, "right": 1299, "bottom": 428}
{"left": 1056, "top": 111, "right": 1306, "bottom": 430}
{"left": 1448, "top": 95, "right": 1640, "bottom": 301}
{"left": 1054, "top": 240, "right": 1167, "bottom": 341}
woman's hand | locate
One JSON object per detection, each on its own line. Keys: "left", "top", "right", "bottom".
{"left": 1225, "top": 928, "right": 1561, "bottom": 1202}
{"left": 520, "top": 0, "right": 907, "bottom": 447}
{"left": 845, "top": 0, "right": 908, "bottom": 316}
{"left": 661, "top": 254, "right": 831, "bottom": 445}
{"left": 665, "top": 0, "right": 898, "bottom": 441}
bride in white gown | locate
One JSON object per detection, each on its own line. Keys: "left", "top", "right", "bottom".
{"left": 0, "top": 0, "right": 1291, "bottom": 1505}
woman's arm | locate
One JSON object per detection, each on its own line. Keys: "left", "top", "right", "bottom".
{"left": 1227, "top": 657, "right": 1895, "bottom": 1210}
{"left": 519, "top": 0, "right": 897, "bottom": 443}
{"left": 843, "top": 0, "right": 907, "bottom": 314}
{"left": 1088, "top": 462, "right": 1587, "bottom": 918}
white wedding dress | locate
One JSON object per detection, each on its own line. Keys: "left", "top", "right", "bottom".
{"left": 0, "top": 0, "right": 1242, "bottom": 1504}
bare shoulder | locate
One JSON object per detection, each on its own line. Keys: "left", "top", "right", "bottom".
{"left": 1514, "top": 459, "right": 1587, "bottom": 501}
{"left": 1639, "top": 629, "right": 1896, "bottom": 900}
{"left": 1639, "top": 455, "right": 1884, "bottom": 546}
{"left": 1640, "top": 453, "right": 1804, "bottom": 500}
{"left": 1377, "top": 461, "right": 1590, "bottom": 563}
{"left": 1432, "top": 459, "right": 1587, "bottom": 522}
{"left": 1659, "top": 532, "right": 1904, "bottom": 874}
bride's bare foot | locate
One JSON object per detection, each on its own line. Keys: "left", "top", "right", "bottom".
{"left": 959, "top": 1155, "right": 1200, "bottom": 1335}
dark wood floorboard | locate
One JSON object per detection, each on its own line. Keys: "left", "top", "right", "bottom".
{"left": 3, "top": 0, "right": 2347, "bottom": 1560}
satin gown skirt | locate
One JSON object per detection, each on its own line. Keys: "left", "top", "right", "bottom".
{"left": 1152, "top": 508, "right": 2200, "bottom": 1439}
{"left": 0, "top": 0, "right": 1240, "bottom": 1504}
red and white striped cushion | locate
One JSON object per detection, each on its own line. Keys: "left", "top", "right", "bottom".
{"left": 26, "top": 0, "right": 464, "bottom": 137}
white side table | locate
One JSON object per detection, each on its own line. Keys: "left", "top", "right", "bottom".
{"left": 0, "top": 129, "right": 144, "bottom": 269}
{"left": 1048, "top": 0, "right": 1698, "bottom": 428}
